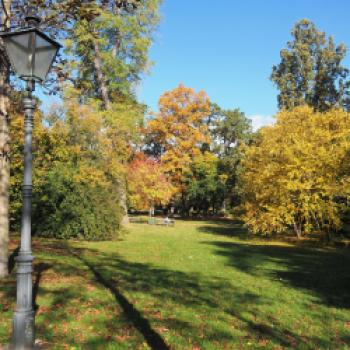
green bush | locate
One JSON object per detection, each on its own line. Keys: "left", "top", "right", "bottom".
{"left": 32, "top": 165, "right": 121, "bottom": 241}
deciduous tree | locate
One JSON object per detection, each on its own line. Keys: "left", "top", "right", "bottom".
{"left": 144, "top": 85, "right": 211, "bottom": 211}
{"left": 240, "top": 106, "right": 350, "bottom": 239}
{"left": 185, "top": 151, "right": 226, "bottom": 215}
{"left": 128, "top": 153, "right": 174, "bottom": 212}
{"left": 0, "top": 0, "right": 12, "bottom": 277}
{"left": 61, "top": 0, "right": 162, "bottom": 224}
{"left": 207, "top": 103, "right": 253, "bottom": 210}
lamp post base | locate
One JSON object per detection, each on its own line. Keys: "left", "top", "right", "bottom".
{"left": 11, "top": 253, "right": 35, "bottom": 350}
{"left": 3, "top": 339, "right": 48, "bottom": 350}
{"left": 11, "top": 309, "right": 35, "bottom": 350}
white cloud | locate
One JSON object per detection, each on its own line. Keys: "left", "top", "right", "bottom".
{"left": 250, "top": 115, "right": 275, "bottom": 131}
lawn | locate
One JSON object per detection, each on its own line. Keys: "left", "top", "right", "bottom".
{"left": 1, "top": 220, "right": 350, "bottom": 349}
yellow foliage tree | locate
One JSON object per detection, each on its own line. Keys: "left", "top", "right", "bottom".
{"left": 239, "top": 106, "right": 350, "bottom": 239}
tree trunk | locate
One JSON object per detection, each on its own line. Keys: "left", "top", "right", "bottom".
{"left": 111, "top": 4, "right": 121, "bottom": 58}
{"left": 92, "top": 41, "right": 111, "bottom": 110}
{"left": 92, "top": 38, "right": 129, "bottom": 225}
{"left": 0, "top": 1, "right": 11, "bottom": 277}
{"left": 0, "top": 55, "right": 10, "bottom": 278}
{"left": 293, "top": 221, "right": 302, "bottom": 240}
{"left": 119, "top": 176, "right": 129, "bottom": 226}
{"left": 325, "top": 230, "right": 333, "bottom": 243}
{"left": 181, "top": 191, "right": 188, "bottom": 217}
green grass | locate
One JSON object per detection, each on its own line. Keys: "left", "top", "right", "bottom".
{"left": 1, "top": 219, "right": 350, "bottom": 349}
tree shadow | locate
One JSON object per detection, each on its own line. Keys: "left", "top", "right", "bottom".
{"left": 71, "top": 250, "right": 171, "bottom": 350}
{"left": 32, "top": 243, "right": 244, "bottom": 348}
{"left": 204, "top": 240, "right": 350, "bottom": 309}
{"left": 68, "top": 246, "right": 322, "bottom": 349}
{"left": 2, "top": 238, "right": 348, "bottom": 348}
{"left": 198, "top": 220, "right": 250, "bottom": 239}
{"left": 7, "top": 246, "right": 19, "bottom": 274}
{"left": 32, "top": 262, "right": 52, "bottom": 313}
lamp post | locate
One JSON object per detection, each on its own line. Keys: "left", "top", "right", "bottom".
{"left": 0, "top": 8, "right": 61, "bottom": 349}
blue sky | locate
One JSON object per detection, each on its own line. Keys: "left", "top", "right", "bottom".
{"left": 136, "top": 0, "right": 350, "bottom": 129}
{"left": 39, "top": 0, "right": 350, "bottom": 130}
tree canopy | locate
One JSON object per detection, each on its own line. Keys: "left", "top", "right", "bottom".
{"left": 239, "top": 106, "right": 350, "bottom": 239}
{"left": 271, "top": 19, "right": 350, "bottom": 111}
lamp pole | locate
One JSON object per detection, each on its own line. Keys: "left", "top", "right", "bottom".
{"left": 11, "top": 80, "right": 36, "bottom": 349}
{"left": 0, "top": 6, "right": 60, "bottom": 349}
{"left": 11, "top": 11, "right": 39, "bottom": 349}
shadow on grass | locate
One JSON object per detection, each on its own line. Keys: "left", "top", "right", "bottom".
{"left": 204, "top": 240, "right": 350, "bottom": 309}
{"left": 66, "top": 246, "right": 330, "bottom": 349}
{"left": 71, "top": 250, "right": 171, "bottom": 350}
{"left": 26, "top": 243, "right": 245, "bottom": 349}
{"left": 198, "top": 220, "right": 249, "bottom": 239}
{"left": 3, "top": 237, "right": 349, "bottom": 349}
{"left": 2, "top": 249, "right": 53, "bottom": 308}
{"left": 7, "top": 246, "right": 19, "bottom": 274}
{"left": 33, "top": 262, "right": 52, "bottom": 313}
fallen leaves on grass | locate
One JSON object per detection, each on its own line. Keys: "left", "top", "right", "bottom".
{"left": 258, "top": 338, "right": 269, "bottom": 347}
{"left": 156, "top": 326, "right": 169, "bottom": 334}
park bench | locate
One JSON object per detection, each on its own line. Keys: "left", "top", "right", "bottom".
{"left": 148, "top": 218, "right": 175, "bottom": 226}
{"left": 157, "top": 219, "right": 175, "bottom": 227}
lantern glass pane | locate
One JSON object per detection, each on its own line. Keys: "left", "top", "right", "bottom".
{"left": 33, "top": 32, "right": 60, "bottom": 81}
{"left": 3, "top": 32, "right": 33, "bottom": 78}
{"left": 2, "top": 29, "right": 60, "bottom": 81}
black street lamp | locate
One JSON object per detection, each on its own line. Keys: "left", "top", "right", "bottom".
{"left": 0, "top": 8, "right": 61, "bottom": 350}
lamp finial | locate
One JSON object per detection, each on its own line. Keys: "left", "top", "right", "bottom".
{"left": 25, "top": 6, "right": 41, "bottom": 27}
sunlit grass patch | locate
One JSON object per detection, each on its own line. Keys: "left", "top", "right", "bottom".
{"left": 1, "top": 220, "right": 350, "bottom": 349}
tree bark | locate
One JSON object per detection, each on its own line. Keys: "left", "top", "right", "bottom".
{"left": 0, "top": 0, "right": 11, "bottom": 278}
{"left": 92, "top": 41, "right": 111, "bottom": 110}
{"left": 119, "top": 175, "right": 129, "bottom": 226}
{"left": 111, "top": 3, "right": 121, "bottom": 58}
{"left": 293, "top": 221, "right": 302, "bottom": 240}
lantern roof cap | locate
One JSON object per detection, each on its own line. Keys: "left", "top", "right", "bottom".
{"left": 0, "top": 27, "right": 62, "bottom": 49}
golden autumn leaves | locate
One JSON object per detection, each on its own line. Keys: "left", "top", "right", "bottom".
{"left": 240, "top": 106, "right": 350, "bottom": 238}
{"left": 14, "top": 82, "right": 348, "bottom": 239}
{"left": 128, "top": 84, "right": 212, "bottom": 210}
{"left": 128, "top": 85, "right": 350, "bottom": 240}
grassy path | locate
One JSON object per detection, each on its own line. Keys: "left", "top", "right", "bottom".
{"left": 1, "top": 220, "right": 350, "bottom": 349}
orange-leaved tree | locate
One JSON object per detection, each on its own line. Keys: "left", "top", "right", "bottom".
{"left": 128, "top": 153, "right": 175, "bottom": 213}
{"left": 144, "top": 84, "right": 211, "bottom": 208}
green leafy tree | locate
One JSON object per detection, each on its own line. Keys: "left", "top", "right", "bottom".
{"left": 208, "top": 104, "right": 252, "bottom": 156}
{"left": 208, "top": 103, "right": 253, "bottom": 210}
{"left": 271, "top": 19, "right": 350, "bottom": 111}
{"left": 185, "top": 152, "right": 226, "bottom": 215}
{"left": 62, "top": 0, "right": 162, "bottom": 105}
{"left": 61, "top": 0, "right": 161, "bottom": 224}
{"left": 31, "top": 96, "right": 129, "bottom": 240}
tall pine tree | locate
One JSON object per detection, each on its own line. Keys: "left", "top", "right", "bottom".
{"left": 271, "top": 19, "right": 350, "bottom": 111}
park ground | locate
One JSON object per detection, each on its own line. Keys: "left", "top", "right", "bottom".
{"left": 0, "top": 220, "right": 350, "bottom": 350}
